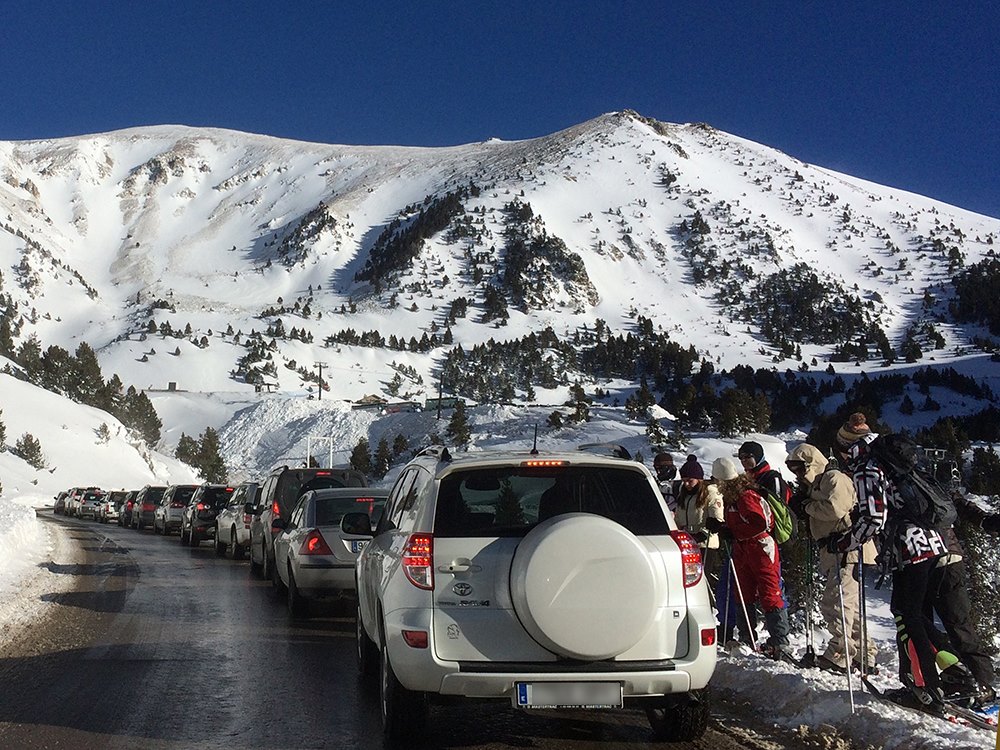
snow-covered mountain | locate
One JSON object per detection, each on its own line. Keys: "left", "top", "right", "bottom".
{"left": 2, "top": 109, "right": 999, "bottom": 480}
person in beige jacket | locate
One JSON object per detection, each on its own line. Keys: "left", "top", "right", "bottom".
{"left": 786, "top": 443, "right": 877, "bottom": 673}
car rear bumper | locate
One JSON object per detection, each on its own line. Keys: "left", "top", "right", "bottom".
{"left": 383, "top": 604, "right": 717, "bottom": 698}
{"left": 295, "top": 562, "right": 355, "bottom": 597}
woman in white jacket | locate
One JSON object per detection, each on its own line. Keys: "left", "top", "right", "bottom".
{"left": 673, "top": 455, "right": 725, "bottom": 575}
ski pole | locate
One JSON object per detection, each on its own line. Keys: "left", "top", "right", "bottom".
{"left": 857, "top": 557, "right": 869, "bottom": 679}
{"left": 802, "top": 536, "right": 816, "bottom": 667}
{"left": 729, "top": 552, "right": 758, "bottom": 652}
{"left": 721, "top": 540, "right": 733, "bottom": 644}
{"left": 838, "top": 570, "right": 856, "bottom": 713}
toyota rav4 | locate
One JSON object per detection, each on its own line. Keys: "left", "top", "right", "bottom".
{"left": 354, "top": 445, "right": 716, "bottom": 745}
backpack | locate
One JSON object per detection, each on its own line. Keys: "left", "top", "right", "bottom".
{"left": 757, "top": 468, "right": 797, "bottom": 544}
{"left": 866, "top": 434, "right": 957, "bottom": 531}
{"left": 756, "top": 484, "right": 795, "bottom": 545}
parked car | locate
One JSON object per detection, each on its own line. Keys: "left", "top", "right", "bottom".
{"left": 118, "top": 490, "right": 139, "bottom": 527}
{"left": 355, "top": 445, "right": 717, "bottom": 745}
{"left": 53, "top": 491, "right": 68, "bottom": 515}
{"left": 214, "top": 482, "right": 259, "bottom": 559}
{"left": 249, "top": 466, "right": 367, "bottom": 582}
{"left": 154, "top": 484, "right": 198, "bottom": 535}
{"left": 78, "top": 489, "right": 107, "bottom": 520}
{"left": 65, "top": 486, "right": 99, "bottom": 517}
{"left": 98, "top": 491, "right": 128, "bottom": 523}
{"left": 272, "top": 488, "right": 389, "bottom": 616}
{"left": 131, "top": 486, "right": 167, "bottom": 530}
{"left": 180, "top": 484, "right": 234, "bottom": 547}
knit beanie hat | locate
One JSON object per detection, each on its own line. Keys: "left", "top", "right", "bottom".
{"left": 737, "top": 441, "right": 765, "bottom": 465}
{"left": 711, "top": 456, "right": 741, "bottom": 482}
{"left": 836, "top": 412, "right": 872, "bottom": 448}
{"left": 679, "top": 455, "right": 705, "bottom": 480}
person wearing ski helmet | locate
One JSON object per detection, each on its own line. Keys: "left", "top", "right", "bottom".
{"left": 787, "top": 442, "right": 877, "bottom": 674}
{"left": 827, "top": 412, "right": 950, "bottom": 707}
{"left": 712, "top": 455, "right": 791, "bottom": 661}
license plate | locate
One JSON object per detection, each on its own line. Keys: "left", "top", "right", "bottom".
{"left": 514, "top": 682, "right": 622, "bottom": 709}
{"left": 351, "top": 540, "right": 369, "bottom": 553}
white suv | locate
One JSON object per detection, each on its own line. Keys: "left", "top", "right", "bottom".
{"left": 354, "top": 446, "right": 717, "bottom": 745}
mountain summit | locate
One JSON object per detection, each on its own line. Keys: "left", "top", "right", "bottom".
{"left": 2, "top": 110, "right": 998, "bottom": 419}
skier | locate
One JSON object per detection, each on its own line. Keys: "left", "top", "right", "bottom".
{"left": 786, "top": 442, "right": 877, "bottom": 674}
{"left": 653, "top": 452, "right": 679, "bottom": 511}
{"left": 738, "top": 440, "right": 792, "bottom": 508}
{"left": 711, "top": 455, "right": 791, "bottom": 661}
{"left": 826, "top": 413, "right": 950, "bottom": 707}
{"left": 673, "top": 455, "right": 725, "bottom": 578}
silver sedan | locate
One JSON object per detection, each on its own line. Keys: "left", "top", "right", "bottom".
{"left": 272, "top": 488, "right": 388, "bottom": 617}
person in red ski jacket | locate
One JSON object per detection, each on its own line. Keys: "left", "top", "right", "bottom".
{"left": 712, "top": 455, "right": 791, "bottom": 660}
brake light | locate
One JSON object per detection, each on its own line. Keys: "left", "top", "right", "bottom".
{"left": 521, "top": 460, "right": 570, "bottom": 467}
{"left": 171, "top": 502, "right": 186, "bottom": 508}
{"left": 314, "top": 471, "right": 332, "bottom": 476}
{"left": 142, "top": 504, "right": 155, "bottom": 511}
{"left": 401, "top": 630, "right": 428, "bottom": 648}
{"left": 271, "top": 500, "right": 280, "bottom": 517}
{"left": 701, "top": 628, "right": 717, "bottom": 647}
{"left": 196, "top": 502, "right": 207, "bottom": 511}
{"left": 300, "top": 530, "right": 333, "bottom": 556}
{"left": 355, "top": 497, "right": 375, "bottom": 514}
{"left": 670, "top": 530, "right": 704, "bottom": 587}
{"left": 402, "top": 534, "right": 434, "bottom": 590}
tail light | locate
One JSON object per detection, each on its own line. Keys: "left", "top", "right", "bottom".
{"left": 142, "top": 503, "right": 155, "bottom": 511}
{"left": 299, "top": 530, "right": 334, "bottom": 556}
{"left": 402, "top": 534, "right": 434, "bottom": 590}
{"left": 242, "top": 512, "right": 253, "bottom": 527}
{"left": 670, "top": 530, "right": 703, "bottom": 587}
{"left": 196, "top": 502, "right": 207, "bottom": 511}
{"left": 701, "top": 628, "right": 717, "bottom": 647}
{"left": 170, "top": 502, "right": 186, "bottom": 508}
{"left": 271, "top": 500, "right": 280, "bottom": 517}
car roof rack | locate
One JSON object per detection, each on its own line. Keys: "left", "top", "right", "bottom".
{"left": 577, "top": 443, "right": 633, "bottom": 460}
{"left": 416, "top": 445, "right": 452, "bottom": 463}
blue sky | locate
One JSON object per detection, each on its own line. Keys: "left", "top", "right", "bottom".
{"left": 2, "top": 2, "right": 998, "bottom": 218}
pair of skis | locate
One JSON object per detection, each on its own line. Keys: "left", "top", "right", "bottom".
{"left": 861, "top": 676, "right": 998, "bottom": 733}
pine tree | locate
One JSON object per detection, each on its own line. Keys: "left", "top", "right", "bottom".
{"left": 350, "top": 437, "right": 372, "bottom": 476}
{"left": 446, "top": 401, "right": 472, "bottom": 448}
{"left": 96, "top": 423, "right": 111, "bottom": 444}
{"left": 17, "top": 335, "right": 43, "bottom": 381}
{"left": 198, "top": 427, "right": 227, "bottom": 482}
{"left": 175, "top": 433, "right": 199, "bottom": 466}
{"left": 646, "top": 416, "right": 668, "bottom": 446}
{"left": 373, "top": 437, "right": 392, "bottom": 479}
{"left": 0, "top": 407, "right": 6, "bottom": 450}
{"left": 72, "top": 342, "right": 104, "bottom": 406}
{"left": 392, "top": 433, "right": 408, "bottom": 458}
{"left": 15, "top": 432, "right": 45, "bottom": 469}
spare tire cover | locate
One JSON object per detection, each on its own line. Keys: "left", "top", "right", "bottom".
{"left": 510, "top": 513, "right": 657, "bottom": 660}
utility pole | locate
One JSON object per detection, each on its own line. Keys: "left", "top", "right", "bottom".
{"left": 315, "top": 362, "right": 325, "bottom": 400}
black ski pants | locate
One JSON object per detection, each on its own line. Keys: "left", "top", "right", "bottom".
{"left": 927, "top": 559, "right": 996, "bottom": 688}
{"left": 891, "top": 558, "right": 941, "bottom": 690}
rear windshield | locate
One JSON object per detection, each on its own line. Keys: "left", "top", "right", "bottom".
{"left": 314, "top": 495, "right": 387, "bottom": 527}
{"left": 143, "top": 488, "right": 166, "bottom": 503}
{"left": 277, "top": 470, "right": 365, "bottom": 511}
{"left": 434, "top": 466, "right": 668, "bottom": 538}
{"left": 83, "top": 492, "right": 104, "bottom": 502}
{"left": 201, "top": 487, "right": 235, "bottom": 505}
{"left": 172, "top": 486, "right": 197, "bottom": 503}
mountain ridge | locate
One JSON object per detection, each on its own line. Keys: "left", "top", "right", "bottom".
{"left": 2, "top": 110, "right": 999, "bottom": 471}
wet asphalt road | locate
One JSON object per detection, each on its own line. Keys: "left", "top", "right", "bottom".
{"left": 0, "top": 513, "right": 790, "bottom": 750}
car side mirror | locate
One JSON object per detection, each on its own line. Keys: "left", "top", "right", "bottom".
{"left": 341, "top": 512, "right": 373, "bottom": 536}
{"left": 271, "top": 518, "right": 287, "bottom": 532}
{"left": 244, "top": 502, "right": 254, "bottom": 514}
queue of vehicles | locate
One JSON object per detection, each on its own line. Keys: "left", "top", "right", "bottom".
{"left": 51, "top": 448, "right": 716, "bottom": 746}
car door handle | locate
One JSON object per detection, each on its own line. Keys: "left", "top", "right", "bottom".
{"left": 438, "top": 560, "right": 481, "bottom": 573}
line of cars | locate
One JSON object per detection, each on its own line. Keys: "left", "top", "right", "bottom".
{"left": 52, "top": 465, "right": 387, "bottom": 619}
{"left": 54, "top": 446, "right": 716, "bottom": 746}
